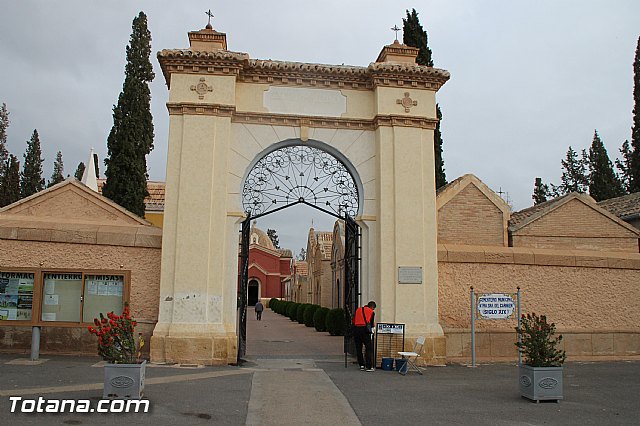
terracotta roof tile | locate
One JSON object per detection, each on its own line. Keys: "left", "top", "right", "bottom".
{"left": 597, "top": 191, "right": 640, "bottom": 219}
{"left": 97, "top": 179, "right": 165, "bottom": 212}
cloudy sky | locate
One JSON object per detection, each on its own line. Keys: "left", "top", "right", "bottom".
{"left": 2, "top": 1, "right": 639, "bottom": 254}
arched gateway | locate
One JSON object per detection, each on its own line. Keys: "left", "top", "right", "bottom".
{"left": 150, "top": 22, "right": 450, "bottom": 365}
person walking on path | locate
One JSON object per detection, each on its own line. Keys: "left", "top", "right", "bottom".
{"left": 255, "top": 300, "right": 264, "bottom": 321}
{"left": 353, "top": 300, "right": 376, "bottom": 371}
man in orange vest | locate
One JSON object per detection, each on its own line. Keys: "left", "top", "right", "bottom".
{"left": 352, "top": 300, "right": 376, "bottom": 371}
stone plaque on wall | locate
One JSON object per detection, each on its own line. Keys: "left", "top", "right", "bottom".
{"left": 398, "top": 267, "right": 422, "bottom": 284}
{"left": 264, "top": 87, "right": 347, "bottom": 117}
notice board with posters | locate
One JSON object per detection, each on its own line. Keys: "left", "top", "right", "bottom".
{"left": 374, "top": 323, "right": 405, "bottom": 368}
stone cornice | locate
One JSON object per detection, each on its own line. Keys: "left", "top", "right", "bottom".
{"left": 157, "top": 49, "right": 450, "bottom": 91}
{"left": 374, "top": 115, "right": 438, "bottom": 130}
{"left": 167, "top": 102, "right": 235, "bottom": 116}
{"left": 368, "top": 62, "right": 450, "bottom": 90}
{"left": 241, "top": 59, "right": 372, "bottom": 90}
{"left": 158, "top": 49, "right": 250, "bottom": 87}
{"left": 167, "top": 103, "right": 438, "bottom": 130}
{"left": 233, "top": 111, "right": 375, "bottom": 130}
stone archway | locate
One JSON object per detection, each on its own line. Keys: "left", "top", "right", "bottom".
{"left": 150, "top": 23, "right": 450, "bottom": 365}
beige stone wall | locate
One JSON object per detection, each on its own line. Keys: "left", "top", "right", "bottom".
{"left": 0, "top": 239, "right": 161, "bottom": 355}
{"left": 438, "top": 184, "right": 506, "bottom": 247}
{"left": 438, "top": 244, "right": 640, "bottom": 360}
{"left": 512, "top": 198, "right": 639, "bottom": 252}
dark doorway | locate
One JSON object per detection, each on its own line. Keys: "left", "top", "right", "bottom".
{"left": 248, "top": 280, "right": 259, "bottom": 306}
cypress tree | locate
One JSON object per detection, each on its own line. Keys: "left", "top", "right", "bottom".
{"left": 102, "top": 11, "right": 155, "bottom": 217}
{"left": 402, "top": 9, "right": 446, "bottom": 188}
{"left": 0, "top": 103, "right": 9, "bottom": 182}
{"left": 616, "top": 140, "right": 632, "bottom": 192}
{"left": 588, "top": 131, "right": 625, "bottom": 201}
{"left": 20, "top": 129, "right": 45, "bottom": 198}
{"left": 403, "top": 9, "right": 434, "bottom": 66}
{"left": 629, "top": 36, "right": 640, "bottom": 192}
{"left": 74, "top": 162, "right": 86, "bottom": 181}
{"left": 1, "top": 155, "right": 20, "bottom": 206}
{"left": 48, "top": 151, "right": 65, "bottom": 187}
{"left": 558, "top": 146, "right": 588, "bottom": 195}
{"left": 532, "top": 177, "right": 550, "bottom": 205}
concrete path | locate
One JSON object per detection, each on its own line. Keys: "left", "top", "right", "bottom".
{"left": 244, "top": 308, "right": 360, "bottom": 425}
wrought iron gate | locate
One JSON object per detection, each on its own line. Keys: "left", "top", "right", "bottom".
{"left": 343, "top": 214, "right": 360, "bottom": 361}
{"left": 238, "top": 214, "right": 251, "bottom": 361}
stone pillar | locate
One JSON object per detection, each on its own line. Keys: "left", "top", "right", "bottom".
{"left": 151, "top": 26, "right": 243, "bottom": 365}
{"left": 373, "top": 41, "right": 448, "bottom": 364}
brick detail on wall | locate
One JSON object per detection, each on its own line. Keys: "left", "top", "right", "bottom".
{"left": 511, "top": 198, "right": 639, "bottom": 252}
{"left": 438, "top": 184, "right": 506, "bottom": 246}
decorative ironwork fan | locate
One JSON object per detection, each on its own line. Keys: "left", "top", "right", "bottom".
{"left": 242, "top": 145, "right": 358, "bottom": 218}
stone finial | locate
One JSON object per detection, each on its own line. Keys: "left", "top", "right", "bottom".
{"left": 375, "top": 40, "right": 419, "bottom": 64}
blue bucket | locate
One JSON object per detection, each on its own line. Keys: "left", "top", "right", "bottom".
{"left": 381, "top": 357, "right": 394, "bottom": 371}
{"left": 395, "top": 358, "right": 408, "bottom": 372}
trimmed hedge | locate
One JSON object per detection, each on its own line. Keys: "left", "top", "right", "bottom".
{"left": 314, "top": 307, "right": 330, "bottom": 332}
{"left": 287, "top": 302, "right": 299, "bottom": 320}
{"left": 304, "top": 305, "right": 320, "bottom": 327}
{"left": 268, "top": 298, "right": 278, "bottom": 310}
{"left": 326, "top": 308, "right": 346, "bottom": 336}
{"left": 296, "top": 303, "right": 311, "bottom": 324}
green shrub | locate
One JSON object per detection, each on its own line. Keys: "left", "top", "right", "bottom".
{"left": 269, "top": 298, "right": 278, "bottom": 310}
{"left": 278, "top": 301, "right": 289, "bottom": 315}
{"left": 296, "top": 304, "right": 310, "bottom": 324}
{"left": 314, "top": 307, "right": 330, "bottom": 332}
{"left": 304, "top": 305, "right": 320, "bottom": 327}
{"left": 326, "top": 308, "right": 346, "bottom": 336}
{"left": 287, "top": 302, "right": 299, "bottom": 320}
{"left": 280, "top": 301, "right": 290, "bottom": 316}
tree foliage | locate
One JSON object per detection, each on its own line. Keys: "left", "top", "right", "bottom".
{"left": 0, "top": 103, "right": 9, "bottom": 181}
{"left": 20, "top": 129, "right": 45, "bottom": 198}
{"left": 629, "top": 36, "right": 640, "bottom": 193}
{"left": 532, "top": 177, "right": 550, "bottom": 205}
{"left": 558, "top": 146, "right": 588, "bottom": 195}
{"left": 402, "top": 9, "right": 433, "bottom": 66}
{"left": 0, "top": 154, "right": 20, "bottom": 207}
{"left": 74, "top": 162, "right": 86, "bottom": 181}
{"left": 587, "top": 131, "right": 625, "bottom": 201}
{"left": 515, "top": 313, "right": 566, "bottom": 367}
{"left": 48, "top": 151, "right": 65, "bottom": 187}
{"left": 0, "top": 103, "right": 11, "bottom": 206}
{"left": 402, "top": 8, "right": 447, "bottom": 189}
{"left": 102, "top": 11, "right": 155, "bottom": 217}
{"left": 266, "top": 228, "right": 280, "bottom": 249}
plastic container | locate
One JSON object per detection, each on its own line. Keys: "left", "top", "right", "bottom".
{"left": 381, "top": 357, "right": 394, "bottom": 371}
{"left": 395, "top": 358, "right": 408, "bottom": 372}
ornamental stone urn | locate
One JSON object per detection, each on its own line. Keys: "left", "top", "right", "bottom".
{"left": 518, "top": 364, "right": 563, "bottom": 402}
{"left": 103, "top": 360, "right": 146, "bottom": 399}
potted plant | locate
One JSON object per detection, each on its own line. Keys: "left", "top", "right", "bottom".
{"left": 88, "top": 303, "right": 146, "bottom": 399}
{"left": 515, "top": 313, "right": 566, "bottom": 402}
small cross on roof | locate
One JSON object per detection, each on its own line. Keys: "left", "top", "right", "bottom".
{"left": 391, "top": 25, "right": 401, "bottom": 42}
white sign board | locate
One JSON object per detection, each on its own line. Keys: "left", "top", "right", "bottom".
{"left": 477, "top": 293, "right": 516, "bottom": 319}
{"left": 398, "top": 267, "right": 422, "bottom": 284}
{"left": 376, "top": 323, "right": 405, "bottom": 334}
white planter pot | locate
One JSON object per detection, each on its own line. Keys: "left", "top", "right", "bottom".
{"left": 103, "top": 360, "right": 146, "bottom": 399}
{"left": 519, "top": 364, "right": 563, "bottom": 402}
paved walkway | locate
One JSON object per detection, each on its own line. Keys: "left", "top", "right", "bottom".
{"left": 0, "top": 308, "right": 639, "bottom": 425}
